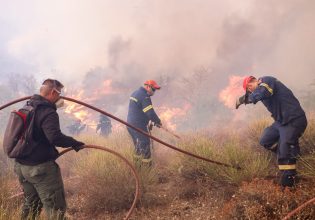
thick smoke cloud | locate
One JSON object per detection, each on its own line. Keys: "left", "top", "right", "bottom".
{"left": 0, "top": 0, "right": 314, "bottom": 130}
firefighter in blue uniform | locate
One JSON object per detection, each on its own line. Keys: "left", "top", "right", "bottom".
{"left": 96, "top": 114, "right": 112, "bottom": 137}
{"left": 236, "top": 76, "right": 307, "bottom": 187}
{"left": 127, "top": 80, "right": 162, "bottom": 166}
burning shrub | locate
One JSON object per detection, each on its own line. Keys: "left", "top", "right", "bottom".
{"left": 221, "top": 179, "right": 315, "bottom": 219}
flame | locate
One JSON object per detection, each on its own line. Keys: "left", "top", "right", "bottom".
{"left": 62, "top": 80, "right": 122, "bottom": 132}
{"left": 64, "top": 89, "right": 91, "bottom": 123}
{"left": 158, "top": 104, "right": 191, "bottom": 131}
{"left": 219, "top": 75, "right": 244, "bottom": 109}
{"left": 92, "top": 79, "right": 121, "bottom": 96}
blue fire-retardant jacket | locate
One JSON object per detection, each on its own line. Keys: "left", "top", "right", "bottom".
{"left": 248, "top": 76, "right": 305, "bottom": 125}
{"left": 127, "top": 87, "right": 161, "bottom": 129}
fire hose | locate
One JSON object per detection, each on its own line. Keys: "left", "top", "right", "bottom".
{"left": 282, "top": 197, "right": 315, "bottom": 220}
{"left": 0, "top": 96, "right": 240, "bottom": 170}
{"left": 9, "top": 145, "right": 140, "bottom": 220}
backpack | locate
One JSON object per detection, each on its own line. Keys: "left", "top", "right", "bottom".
{"left": 3, "top": 102, "right": 37, "bottom": 158}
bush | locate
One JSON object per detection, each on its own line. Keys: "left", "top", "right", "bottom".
{"left": 176, "top": 133, "right": 273, "bottom": 185}
{"left": 67, "top": 132, "right": 158, "bottom": 214}
{"left": 245, "top": 117, "right": 272, "bottom": 149}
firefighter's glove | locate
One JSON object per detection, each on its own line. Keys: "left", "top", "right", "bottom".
{"left": 155, "top": 122, "right": 162, "bottom": 128}
{"left": 236, "top": 93, "right": 250, "bottom": 109}
{"left": 72, "top": 141, "right": 85, "bottom": 152}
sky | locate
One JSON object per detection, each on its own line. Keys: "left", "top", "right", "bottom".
{"left": 0, "top": 0, "right": 315, "bottom": 130}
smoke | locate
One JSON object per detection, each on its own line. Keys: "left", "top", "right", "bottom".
{"left": 0, "top": 0, "right": 314, "bottom": 130}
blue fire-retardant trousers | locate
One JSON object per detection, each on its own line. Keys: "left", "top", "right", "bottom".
{"left": 127, "top": 126, "right": 151, "bottom": 161}
{"left": 259, "top": 115, "right": 307, "bottom": 187}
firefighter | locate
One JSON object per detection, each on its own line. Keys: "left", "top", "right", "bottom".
{"left": 127, "top": 80, "right": 162, "bottom": 167}
{"left": 236, "top": 76, "right": 307, "bottom": 187}
{"left": 96, "top": 114, "right": 112, "bottom": 137}
{"left": 67, "top": 119, "right": 86, "bottom": 135}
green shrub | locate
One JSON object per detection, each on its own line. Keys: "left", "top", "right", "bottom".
{"left": 176, "top": 133, "right": 273, "bottom": 185}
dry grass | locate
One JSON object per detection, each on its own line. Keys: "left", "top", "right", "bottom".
{"left": 64, "top": 131, "right": 158, "bottom": 215}
{"left": 300, "top": 116, "right": 315, "bottom": 154}
{"left": 0, "top": 176, "right": 21, "bottom": 220}
{"left": 0, "top": 116, "right": 314, "bottom": 219}
{"left": 175, "top": 132, "right": 273, "bottom": 185}
{"left": 245, "top": 117, "right": 272, "bottom": 148}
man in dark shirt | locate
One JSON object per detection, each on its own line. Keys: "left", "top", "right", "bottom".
{"left": 14, "top": 79, "right": 85, "bottom": 220}
{"left": 236, "top": 76, "right": 307, "bottom": 187}
{"left": 127, "top": 80, "right": 162, "bottom": 166}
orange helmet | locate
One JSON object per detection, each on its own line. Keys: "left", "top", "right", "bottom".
{"left": 243, "top": 76, "right": 255, "bottom": 91}
{"left": 144, "top": 80, "right": 161, "bottom": 89}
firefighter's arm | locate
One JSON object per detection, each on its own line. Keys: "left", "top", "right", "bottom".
{"left": 249, "top": 82, "right": 274, "bottom": 104}
{"left": 236, "top": 92, "right": 252, "bottom": 109}
{"left": 42, "top": 112, "right": 85, "bottom": 149}
{"left": 142, "top": 97, "right": 162, "bottom": 126}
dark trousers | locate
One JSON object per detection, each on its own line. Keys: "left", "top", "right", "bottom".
{"left": 127, "top": 126, "right": 151, "bottom": 159}
{"left": 259, "top": 116, "right": 307, "bottom": 186}
{"left": 14, "top": 161, "right": 66, "bottom": 220}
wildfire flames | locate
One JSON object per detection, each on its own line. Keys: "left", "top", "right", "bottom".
{"left": 62, "top": 80, "right": 191, "bottom": 132}
{"left": 92, "top": 79, "right": 121, "bottom": 96}
{"left": 158, "top": 104, "right": 191, "bottom": 131}
{"left": 63, "top": 79, "right": 118, "bottom": 126}
{"left": 64, "top": 89, "right": 92, "bottom": 123}
{"left": 219, "top": 75, "right": 244, "bottom": 109}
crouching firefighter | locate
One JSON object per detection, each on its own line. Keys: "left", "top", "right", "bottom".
{"left": 236, "top": 76, "right": 307, "bottom": 187}
{"left": 4, "top": 79, "right": 85, "bottom": 220}
{"left": 127, "top": 80, "right": 162, "bottom": 167}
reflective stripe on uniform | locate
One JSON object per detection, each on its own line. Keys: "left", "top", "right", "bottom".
{"left": 279, "top": 164, "right": 296, "bottom": 170}
{"left": 143, "top": 105, "right": 153, "bottom": 113}
{"left": 130, "top": 97, "right": 138, "bottom": 102}
{"left": 260, "top": 83, "right": 273, "bottom": 94}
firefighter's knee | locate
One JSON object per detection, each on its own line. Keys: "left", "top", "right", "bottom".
{"left": 259, "top": 136, "right": 275, "bottom": 149}
{"left": 259, "top": 137, "right": 277, "bottom": 152}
